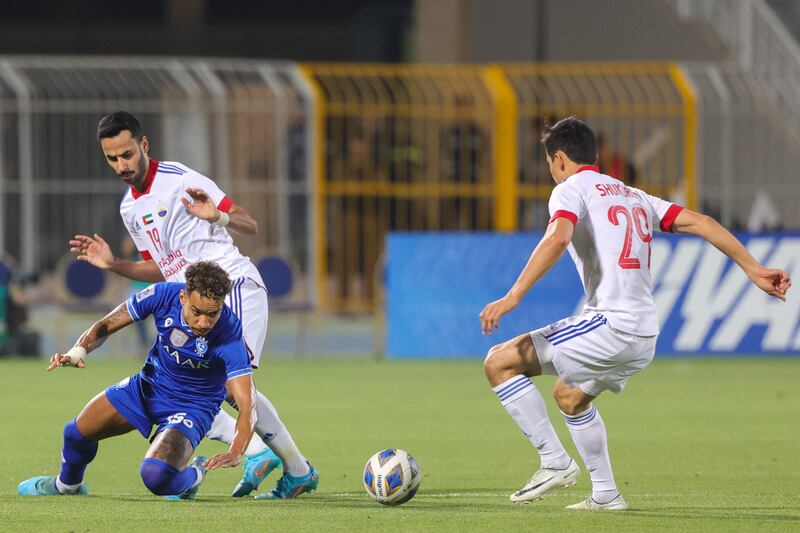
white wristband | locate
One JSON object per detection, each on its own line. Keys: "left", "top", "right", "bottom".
{"left": 214, "top": 211, "right": 230, "bottom": 227}
{"left": 65, "top": 346, "right": 87, "bottom": 365}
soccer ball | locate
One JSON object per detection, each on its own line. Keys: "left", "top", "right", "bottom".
{"left": 362, "top": 448, "right": 420, "bottom": 506}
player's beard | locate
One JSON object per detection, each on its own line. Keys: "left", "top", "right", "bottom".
{"left": 121, "top": 149, "right": 148, "bottom": 190}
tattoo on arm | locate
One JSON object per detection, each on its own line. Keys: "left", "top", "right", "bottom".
{"left": 76, "top": 304, "right": 133, "bottom": 353}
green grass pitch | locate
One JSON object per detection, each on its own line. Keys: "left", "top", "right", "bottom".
{"left": 1, "top": 357, "right": 798, "bottom": 532}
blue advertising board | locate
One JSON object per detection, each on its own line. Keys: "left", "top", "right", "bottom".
{"left": 386, "top": 232, "right": 800, "bottom": 358}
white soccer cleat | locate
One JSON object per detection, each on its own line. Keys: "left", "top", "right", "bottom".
{"left": 509, "top": 458, "right": 579, "bottom": 503}
{"left": 565, "top": 493, "right": 627, "bottom": 510}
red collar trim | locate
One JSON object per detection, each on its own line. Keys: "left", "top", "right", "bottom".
{"left": 131, "top": 158, "right": 159, "bottom": 200}
{"left": 577, "top": 165, "right": 600, "bottom": 173}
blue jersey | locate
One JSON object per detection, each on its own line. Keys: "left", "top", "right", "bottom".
{"left": 125, "top": 282, "right": 252, "bottom": 407}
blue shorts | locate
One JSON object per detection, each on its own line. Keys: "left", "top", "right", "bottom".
{"left": 105, "top": 373, "right": 218, "bottom": 449}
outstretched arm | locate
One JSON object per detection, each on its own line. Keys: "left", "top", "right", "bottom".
{"left": 204, "top": 373, "right": 256, "bottom": 470}
{"left": 671, "top": 209, "right": 791, "bottom": 300}
{"left": 479, "top": 217, "right": 574, "bottom": 334}
{"left": 47, "top": 303, "right": 134, "bottom": 371}
{"left": 181, "top": 188, "right": 258, "bottom": 235}
{"left": 70, "top": 234, "right": 164, "bottom": 283}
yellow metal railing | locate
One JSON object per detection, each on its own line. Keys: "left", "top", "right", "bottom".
{"left": 301, "top": 62, "right": 697, "bottom": 311}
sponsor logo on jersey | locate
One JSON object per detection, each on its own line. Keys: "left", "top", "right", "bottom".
{"left": 134, "top": 219, "right": 141, "bottom": 230}
{"left": 164, "top": 317, "right": 173, "bottom": 327}
{"left": 196, "top": 337, "right": 208, "bottom": 356}
{"left": 164, "top": 345, "right": 210, "bottom": 369}
{"left": 157, "top": 203, "right": 168, "bottom": 218}
{"left": 143, "top": 213, "right": 154, "bottom": 225}
{"left": 169, "top": 328, "right": 189, "bottom": 347}
{"left": 135, "top": 285, "right": 156, "bottom": 301}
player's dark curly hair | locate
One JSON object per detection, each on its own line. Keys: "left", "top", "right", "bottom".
{"left": 540, "top": 116, "right": 597, "bottom": 165}
{"left": 97, "top": 111, "right": 143, "bottom": 140}
{"left": 184, "top": 261, "right": 232, "bottom": 301}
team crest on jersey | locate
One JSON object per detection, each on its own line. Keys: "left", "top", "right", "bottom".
{"left": 143, "top": 213, "right": 154, "bottom": 225}
{"left": 195, "top": 337, "right": 208, "bottom": 356}
{"left": 157, "top": 203, "right": 168, "bottom": 218}
{"left": 135, "top": 285, "right": 156, "bottom": 301}
{"left": 169, "top": 328, "right": 189, "bottom": 347}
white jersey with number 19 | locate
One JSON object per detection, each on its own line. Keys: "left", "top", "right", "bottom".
{"left": 548, "top": 165, "right": 683, "bottom": 336}
{"left": 119, "top": 159, "right": 261, "bottom": 283}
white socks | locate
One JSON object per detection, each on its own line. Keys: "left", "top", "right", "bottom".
{"left": 207, "top": 407, "right": 269, "bottom": 456}
{"left": 563, "top": 404, "right": 618, "bottom": 502}
{"left": 493, "top": 375, "right": 571, "bottom": 469}
{"left": 55, "top": 477, "right": 82, "bottom": 494}
{"left": 254, "top": 391, "right": 309, "bottom": 477}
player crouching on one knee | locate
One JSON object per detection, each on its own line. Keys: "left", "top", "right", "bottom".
{"left": 18, "top": 261, "right": 257, "bottom": 499}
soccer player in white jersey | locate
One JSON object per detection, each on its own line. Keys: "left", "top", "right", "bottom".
{"left": 68, "top": 111, "right": 318, "bottom": 499}
{"left": 480, "top": 117, "right": 791, "bottom": 510}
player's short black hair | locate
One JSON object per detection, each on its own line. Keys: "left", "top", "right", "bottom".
{"left": 540, "top": 116, "right": 597, "bottom": 166}
{"left": 97, "top": 111, "right": 143, "bottom": 140}
{"left": 184, "top": 261, "right": 231, "bottom": 302}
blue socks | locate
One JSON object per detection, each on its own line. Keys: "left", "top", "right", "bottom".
{"left": 140, "top": 458, "right": 199, "bottom": 496}
{"left": 58, "top": 420, "right": 98, "bottom": 487}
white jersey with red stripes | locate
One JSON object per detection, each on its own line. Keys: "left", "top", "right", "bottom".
{"left": 548, "top": 165, "right": 683, "bottom": 336}
{"left": 119, "top": 159, "right": 261, "bottom": 283}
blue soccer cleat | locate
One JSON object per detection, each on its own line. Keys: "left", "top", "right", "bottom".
{"left": 254, "top": 462, "right": 319, "bottom": 500}
{"left": 165, "top": 456, "right": 207, "bottom": 501}
{"left": 231, "top": 449, "right": 282, "bottom": 497}
{"left": 18, "top": 476, "right": 88, "bottom": 496}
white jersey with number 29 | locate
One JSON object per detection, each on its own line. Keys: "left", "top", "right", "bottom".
{"left": 548, "top": 165, "right": 683, "bottom": 336}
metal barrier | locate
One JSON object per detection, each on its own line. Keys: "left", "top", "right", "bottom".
{"left": 673, "top": 0, "right": 800, "bottom": 138}
{"left": 302, "top": 62, "right": 696, "bottom": 310}
{"left": 681, "top": 62, "right": 800, "bottom": 229}
{"left": 0, "top": 57, "right": 707, "bottom": 313}
{"left": 503, "top": 62, "right": 695, "bottom": 229}
{"left": 0, "top": 56, "right": 315, "bottom": 308}
{"left": 300, "top": 64, "right": 498, "bottom": 311}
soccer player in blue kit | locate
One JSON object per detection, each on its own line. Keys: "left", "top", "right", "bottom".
{"left": 18, "top": 262, "right": 256, "bottom": 499}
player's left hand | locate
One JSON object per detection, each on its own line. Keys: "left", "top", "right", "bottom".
{"left": 182, "top": 187, "right": 220, "bottom": 223}
{"left": 750, "top": 267, "right": 792, "bottom": 301}
{"left": 204, "top": 450, "right": 243, "bottom": 470}
{"left": 479, "top": 295, "right": 520, "bottom": 335}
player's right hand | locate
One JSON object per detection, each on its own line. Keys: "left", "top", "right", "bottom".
{"left": 69, "top": 234, "right": 115, "bottom": 269}
{"left": 47, "top": 352, "right": 85, "bottom": 371}
{"left": 479, "top": 295, "right": 520, "bottom": 335}
{"left": 204, "top": 450, "right": 242, "bottom": 470}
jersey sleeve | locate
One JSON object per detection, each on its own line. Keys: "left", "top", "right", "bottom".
{"left": 216, "top": 311, "right": 253, "bottom": 379}
{"left": 642, "top": 192, "right": 684, "bottom": 233}
{"left": 125, "top": 283, "right": 168, "bottom": 322}
{"left": 183, "top": 171, "right": 233, "bottom": 213}
{"left": 221, "top": 338, "right": 253, "bottom": 380}
{"left": 548, "top": 182, "right": 586, "bottom": 225}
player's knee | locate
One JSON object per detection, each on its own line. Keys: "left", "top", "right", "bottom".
{"left": 483, "top": 344, "right": 503, "bottom": 378}
{"left": 484, "top": 343, "right": 519, "bottom": 385}
{"left": 140, "top": 458, "right": 178, "bottom": 496}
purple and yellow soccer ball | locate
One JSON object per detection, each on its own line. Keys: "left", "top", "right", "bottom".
{"left": 362, "top": 448, "right": 421, "bottom": 506}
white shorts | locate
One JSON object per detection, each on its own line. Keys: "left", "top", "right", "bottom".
{"left": 529, "top": 312, "right": 656, "bottom": 397}
{"left": 225, "top": 276, "right": 269, "bottom": 368}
